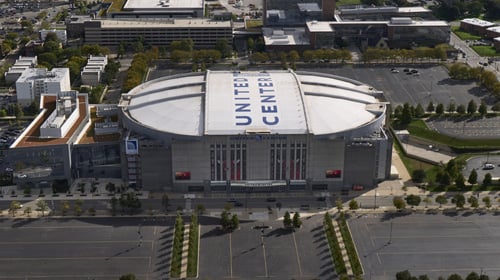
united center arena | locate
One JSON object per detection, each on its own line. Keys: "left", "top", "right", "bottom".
{"left": 119, "top": 70, "right": 392, "bottom": 193}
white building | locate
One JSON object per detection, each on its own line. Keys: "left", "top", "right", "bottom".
{"left": 4, "top": 56, "right": 38, "bottom": 84}
{"left": 81, "top": 55, "right": 108, "bottom": 86}
{"left": 39, "top": 29, "right": 67, "bottom": 44}
{"left": 39, "top": 91, "right": 80, "bottom": 138}
{"left": 16, "top": 68, "right": 71, "bottom": 105}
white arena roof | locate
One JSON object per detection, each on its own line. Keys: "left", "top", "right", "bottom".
{"left": 122, "top": 70, "right": 384, "bottom": 137}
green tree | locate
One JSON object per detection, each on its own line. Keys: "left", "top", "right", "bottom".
{"left": 453, "top": 194, "right": 466, "bottom": 208}
{"left": 24, "top": 206, "right": 32, "bottom": 217}
{"left": 292, "top": 212, "right": 302, "bottom": 228}
{"left": 335, "top": 198, "right": 343, "bottom": 212}
{"left": 60, "top": 200, "right": 70, "bottom": 216}
{"left": 478, "top": 102, "right": 487, "bottom": 117}
{"left": 448, "top": 274, "right": 463, "bottom": 280}
{"left": 283, "top": 211, "right": 292, "bottom": 228}
{"left": 220, "top": 210, "right": 231, "bottom": 231}
{"left": 230, "top": 214, "right": 239, "bottom": 230}
{"left": 36, "top": 199, "right": 48, "bottom": 216}
{"left": 414, "top": 104, "right": 425, "bottom": 118}
{"left": 483, "top": 173, "right": 492, "bottom": 186}
{"left": 469, "top": 169, "right": 478, "bottom": 186}
{"left": 467, "top": 100, "right": 477, "bottom": 114}
{"left": 119, "top": 192, "right": 142, "bottom": 214}
{"left": 119, "top": 274, "right": 136, "bottom": 280}
{"left": 456, "top": 104, "right": 466, "bottom": 115}
{"left": 435, "top": 103, "right": 445, "bottom": 115}
{"left": 393, "top": 196, "right": 406, "bottom": 209}
{"left": 247, "top": 37, "right": 255, "bottom": 51}
{"left": 215, "top": 39, "right": 231, "bottom": 58}
{"left": 9, "top": 200, "right": 21, "bottom": 217}
{"left": 405, "top": 194, "right": 421, "bottom": 207}
{"left": 196, "top": 204, "right": 206, "bottom": 215}
{"left": 426, "top": 101, "right": 435, "bottom": 112}
{"left": 482, "top": 196, "right": 492, "bottom": 208}
{"left": 349, "top": 199, "right": 359, "bottom": 210}
{"left": 400, "top": 103, "right": 413, "bottom": 124}
{"left": 435, "top": 195, "right": 447, "bottom": 207}
{"left": 455, "top": 173, "right": 466, "bottom": 190}
{"left": 396, "top": 270, "right": 412, "bottom": 280}
{"left": 447, "top": 102, "right": 456, "bottom": 113}
{"left": 468, "top": 196, "right": 479, "bottom": 209}
{"left": 412, "top": 169, "right": 426, "bottom": 183}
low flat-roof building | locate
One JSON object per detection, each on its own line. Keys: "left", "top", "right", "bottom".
{"left": 108, "top": 0, "right": 204, "bottom": 19}
{"left": 40, "top": 29, "right": 67, "bottom": 45}
{"left": 306, "top": 18, "right": 449, "bottom": 49}
{"left": 262, "top": 27, "right": 310, "bottom": 51}
{"left": 83, "top": 18, "right": 233, "bottom": 48}
{"left": 486, "top": 26, "right": 500, "bottom": 39}
{"left": 460, "top": 18, "right": 496, "bottom": 36}
{"left": 16, "top": 68, "right": 71, "bottom": 105}
{"left": 4, "top": 56, "right": 37, "bottom": 84}
{"left": 81, "top": 55, "right": 108, "bottom": 86}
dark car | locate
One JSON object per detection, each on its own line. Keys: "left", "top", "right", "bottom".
{"left": 233, "top": 201, "right": 243, "bottom": 207}
{"left": 266, "top": 197, "right": 276, "bottom": 202}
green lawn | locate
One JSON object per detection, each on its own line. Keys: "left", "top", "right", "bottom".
{"left": 104, "top": 0, "right": 125, "bottom": 13}
{"left": 336, "top": 0, "right": 362, "bottom": 6}
{"left": 451, "top": 26, "right": 481, "bottom": 41}
{"left": 471, "top": 46, "right": 500, "bottom": 57}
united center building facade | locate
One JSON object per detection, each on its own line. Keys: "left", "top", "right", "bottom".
{"left": 119, "top": 70, "right": 392, "bottom": 193}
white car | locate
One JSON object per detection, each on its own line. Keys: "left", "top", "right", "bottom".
{"left": 391, "top": 69, "right": 399, "bottom": 73}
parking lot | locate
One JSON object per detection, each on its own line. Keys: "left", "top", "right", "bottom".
{"left": 199, "top": 215, "right": 336, "bottom": 280}
{"left": 0, "top": 217, "right": 172, "bottom": 280}
{"left": 463, "top": 155, "right": 500, "bottom": 182}
{"left": 318, "top": 65, "right": 486, "bottom": 108}
{"left": 349, "top": 212, "right": 500, "bottom": 279}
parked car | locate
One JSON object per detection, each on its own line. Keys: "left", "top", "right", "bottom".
{"left": 483, "top": 163, "right": 495, "bottom": 170}
{"left": 266, "top": 197, "right": 276, "bottom": 202}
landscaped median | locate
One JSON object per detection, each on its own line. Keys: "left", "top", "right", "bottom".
{"left": 170, "top": 213, "right": 200, "bottom": 279}
{"left": 323, "top": 212, "right": 363, "bottom": 279}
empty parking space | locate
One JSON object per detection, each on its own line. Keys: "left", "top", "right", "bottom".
{"left": 0, "top": 217, "right": 172, "bottom": 280}
{"left": 199, "top": 216, "right": 336, "bottom": 280}
{"left": 325, "top": 65, "right": 484, "bottom": 108}
{"left": 349, "top": 213, "right": 500, "bottom": 279}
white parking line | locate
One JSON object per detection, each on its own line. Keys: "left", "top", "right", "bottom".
{"left": 261, "top": 236, "right": 268, "bottom": 277}
{"left": 229, "top": 233, "right": 233, "bottom": 278}
{"left": 292, "top": 231, "right": 303, "bottom": 277}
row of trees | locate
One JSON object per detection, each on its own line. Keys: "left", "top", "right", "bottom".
{"left": 170, "top": 213, "right": 185, "bottom": 277}
{"left": 411, "top": 158, "right": 498, "bottom": 190}
{"left": 394, "top": 100, "right": 492, "bottom": 126}
{"left": 122, "top": 49, "right": 158, "bottom": 92}
{"left": 397, "top": 269, "right": 495, "bottom": 280}
{"left": 220, "top": 209, "right": 239, "bottom": 231}
{"left": 186, "top": 213, "right": 199, "bottom": 277}
{"left": 283, "top": 211, "right": 302, "bottom": 229}
{"left": 362, "top": 45, "right": 448, "bottom": 63}
{"left": 448, "top": 63, "right": 500, "bottom": 98}
{"left": 433, "top": 0, "right": 500, "bottom": 21}
{"left": 393, "top": 193, "right": 493, "bottom": 210}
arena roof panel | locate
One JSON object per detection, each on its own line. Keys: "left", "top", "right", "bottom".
{"left": 122, "top": 70, "right": 385, "bottom": 137}
{"left": 205, "top": 71, "right": 308, "bottom": 135}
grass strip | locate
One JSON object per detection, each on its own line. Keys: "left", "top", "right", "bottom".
{"left": 337, "top": 213, "right": 363, "bottom": 276}
{"left": 170, "top": 215, "right": 184, "bottom": 278}
{"left": 323, "top": 213, "right": 347, "bottom": 275}
{"left": 187, "top": 214, "right": 199, "bottom": 277}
